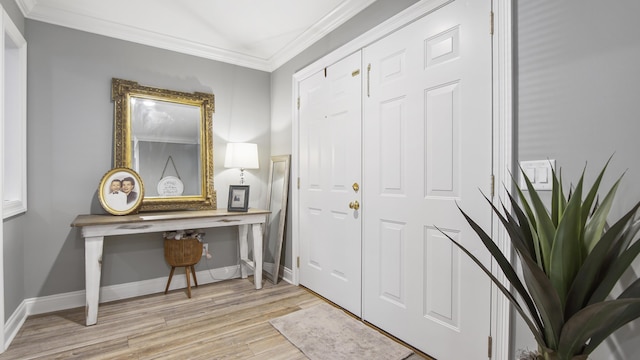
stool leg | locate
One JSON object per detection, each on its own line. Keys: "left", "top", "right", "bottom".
{"left": 185, "top": 266, "right": 192, "bottom": 298}
{"left": 191, "top": 265, "right": 198, "bottom": 287}
{"left": 165, "top": 267, "right": 176, "bottom": 294}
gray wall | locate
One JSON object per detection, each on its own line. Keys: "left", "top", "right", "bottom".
{"left": 2, "top": 0, "right": 26, "bottom": 324}
{"left": 516, "top": 0, "right": 640, "bottom": 358}
{"left": 1, "top": 0, "right": 23, "bottom": 33}
{"left": 271, "top": 0, "right": 419, "bottom": 268}
{"left": 10, "top": 0, "right": 640, "bottom": 357}
{"left": 22, "top": 20, "right": 271, "bottom": 303}
{"left": 9, "top": 0, "right": 418, "bottom": 320}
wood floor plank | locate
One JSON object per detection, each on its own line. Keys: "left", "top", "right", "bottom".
{"left": 246, "top": 334, "right": 307, "bottom": 360}
{"left": 0, "top": 279, "right": 431, "bottom": 360}
{"left": 129, "top": 306, "right": 301, "bottom": 358}
{"left": 32, "top": 338, "right": 130, "bottom": 360}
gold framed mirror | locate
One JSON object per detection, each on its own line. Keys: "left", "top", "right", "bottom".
{"left": 111, "top": 78, "right": 216, "bottom": 211}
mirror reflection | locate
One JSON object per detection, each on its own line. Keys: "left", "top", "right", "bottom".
{"left": 112, "top": 78, "right": 216, "bottom": 211}
{"left": 130, "top": 98, "right": 201, "bottom": 197}
{"left": 263, "top": 155, "right": 291, "bottom": 284}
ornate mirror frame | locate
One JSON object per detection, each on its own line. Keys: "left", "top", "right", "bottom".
{"left": 111, "top": 78, "right": 216, "bottom": 211}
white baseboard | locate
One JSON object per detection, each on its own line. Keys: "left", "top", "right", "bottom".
{"left": 4, "top": 300, "right": 26, "bottom": 351}
{"left": 99, "top": 264, "right": 244, "bottom": 305}
{"left": 281, "top": 266, "right": 293, "bottom": 284}
{"left": 4, "top": 264, "right": 245, "bottom": 349}
{"left": 263, "top": 263, "right": 293, "bottom": 284}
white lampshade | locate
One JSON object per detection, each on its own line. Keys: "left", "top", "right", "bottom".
{"left": 224, "top": 143, "right": 259, "bottom": 169}
{"left": 225, "top": 143, "right": 259, "bottom": 185}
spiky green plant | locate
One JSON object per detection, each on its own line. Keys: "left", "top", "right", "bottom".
{"left": 441, "top": 161, "right": 640, "bottom": 359}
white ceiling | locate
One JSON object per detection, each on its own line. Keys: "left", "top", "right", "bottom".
{"left": 16, "top": 0, "right": 377, "bottom": 72}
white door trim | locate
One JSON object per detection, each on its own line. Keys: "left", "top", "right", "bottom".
{"left": 491, "top": 1, "right": 514, "bottom": 359}
{"left": 0, "top": 4, "right": 6, "bottom": 352}
{"left": 292, "top": 0, "right": 514, "bottom": 358}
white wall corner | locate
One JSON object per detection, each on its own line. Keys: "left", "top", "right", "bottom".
{"left": 280, "top": 266, "right": 294, "bottom": 284}
{"left": 13, "top": 0, "right": 36, "bottom": 17}
{"left": 3, "top": 300, "right": 26, "bottom": 352}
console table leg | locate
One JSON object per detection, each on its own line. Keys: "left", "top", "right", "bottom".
{"left": 238, "top": 224, "right": 249, "bottom": 279}
{"left": 85, "top": 235, "right": 104, "bottom": 326}
{"left": 251, "top": 223, "right": 263, "bottom": 289}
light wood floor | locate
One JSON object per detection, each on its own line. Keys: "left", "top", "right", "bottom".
{"left": 0, "top": 277, "right": 431, "bottom": 360}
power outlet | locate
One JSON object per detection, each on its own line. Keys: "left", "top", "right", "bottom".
{"left": 202, "top": 243, "right": 208, "bottom": 257}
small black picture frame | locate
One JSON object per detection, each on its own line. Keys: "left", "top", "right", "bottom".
{"left": 227, "top": 185, "right": 250, "bottom": 212}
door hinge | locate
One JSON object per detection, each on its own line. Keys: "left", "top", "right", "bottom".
{"left": 297, "top": 256, "right": 300, "bottom": 268}
{"left": 366, "top": 63, "right": 371, "bottom": 97}
{"left": 487, "top": 335, "right": 493, "bottom": 358}
{"left": 324, "top": 67, "right": 327, "bottom": 77}
{"left": 490, "top": 174, "right": 495, "bottom": 198}
{"left": 352, "top": 69, "right": 360, "bottom": 77}
{"left": 297, "top": 177, "right": 300, "bottom": 189}
{"left": 297, "top": 97, "right": 300, "bottom": 110}
{"left": 490, "top": 11, "right": 494, "bottom": 35}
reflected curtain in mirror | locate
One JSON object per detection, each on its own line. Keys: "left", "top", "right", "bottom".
{"left": 112, "top": 78, "right": 216, "bottom": 211}
{"left": 263, "top": 155, "right": 291, "bottom": 284}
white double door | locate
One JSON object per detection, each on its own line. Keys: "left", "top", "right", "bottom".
{"left": 298, "top": 1, "right": 493, "bottom": 358}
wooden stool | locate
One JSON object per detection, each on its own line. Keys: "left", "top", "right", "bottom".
{"left": 164, "top": 238, "right": 203, "bottom": 298}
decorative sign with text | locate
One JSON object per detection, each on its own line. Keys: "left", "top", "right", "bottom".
{"left": 157, "top": 176, "right": 184, "bottom": 196}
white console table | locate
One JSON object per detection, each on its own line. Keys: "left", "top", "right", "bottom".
{"left": 71, "top": 209, "right": 269, "bottom": 326}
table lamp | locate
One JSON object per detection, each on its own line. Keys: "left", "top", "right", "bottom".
{"left": 224, "top": 143, "right": 259, "bottom": 184}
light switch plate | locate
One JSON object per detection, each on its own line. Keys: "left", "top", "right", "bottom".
{"left": 519, "top": 160, "right": 556, "bottom": 191}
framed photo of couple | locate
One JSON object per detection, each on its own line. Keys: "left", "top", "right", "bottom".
{"left": 98, "top": 167, "right": 145, "bottom": 215}
{"left": 227, "top": 185, "right": 250, "bottom": 212}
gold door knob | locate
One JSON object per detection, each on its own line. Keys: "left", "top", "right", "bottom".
{"left": 352, "top": 182, "right": 360, "bottom": 193}
{"left": 349, "top": 200, "right": 360, "bottom": 210}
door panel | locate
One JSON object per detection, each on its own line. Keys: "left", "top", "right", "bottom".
{"left": 298, "top": 51, "right": 363, "bottom": 315}
{"left": 362, "top": 1, "right": 492, "bottom": 358}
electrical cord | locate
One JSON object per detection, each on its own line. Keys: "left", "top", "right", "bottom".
{"left": 202, "top": 238, "right": 243, "bottom": 281}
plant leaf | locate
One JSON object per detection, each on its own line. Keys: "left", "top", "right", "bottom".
{"left": 455, "top": 206, "right": 544, "bottom": 331}
{"left": 615, "top": 216, "right": 640, "bottom": 257}
{"left": 619, "top": 277, "right": 640, "bottom": 298}
{"left": 558, "top": 299, "right": 640, "bottom": 357}
{"left": 580, "top": 159, "right": 611, "bottom": 238}
{"left": 519, "top": 254, "right": 564, "bottom": 349}
{"left": 515, "top": 173, "right": 556, "bottom": 273}
{"left": 549, "top": 175, "right": 584, "bottom": 305}
{"left": 583, "top": 176, "right": 622, "bottom": 253}
{"left": 436, "top": 226, "right": 547, "bottom": 348}
{"left": 515, "top": 176, "right": 555, "bottom": 272}
{"left": 550, "top": 162, "right": 565, "bottom": 227}
{"left": 506, "top": 189, "right": 537, "bottom": 258}
{"left": 564, "top": 202, "right": 640, "bottom": 318}
{"left": 511, "top": 173, "right": 538, "bottom": 231}
{"left": 585, "top": 278, "right": 640, "bottom": 353}
{"left": 496, "top": 198, "right": 535, "bottom": 261}
{"left": 589, "top": 238, "right": 640, "bottom": 304}
{"left": 558, "top": 169, "right": 567, "bottom": 215}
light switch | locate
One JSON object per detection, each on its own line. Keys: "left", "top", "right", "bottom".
{"left": 524, "top": 167, "right": 536, "bottom": 182}
{"left": 519, "top": 160, "right": 556, "bottom": 190}
{"left": 535, "top": 167, "right": 548, "bottom": 183}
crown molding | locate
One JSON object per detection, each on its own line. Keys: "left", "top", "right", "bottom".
{"left": 22, "top": 1, "right": 274, "bottom": 71}
{"left": 17, "top": 0, "right": 376, "bottom": 72}
{"left": 14, "top": 0, "right": 36, "bottom": 16}
{"left": 269, "top": 0, "right": 376, "bottom": 70}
